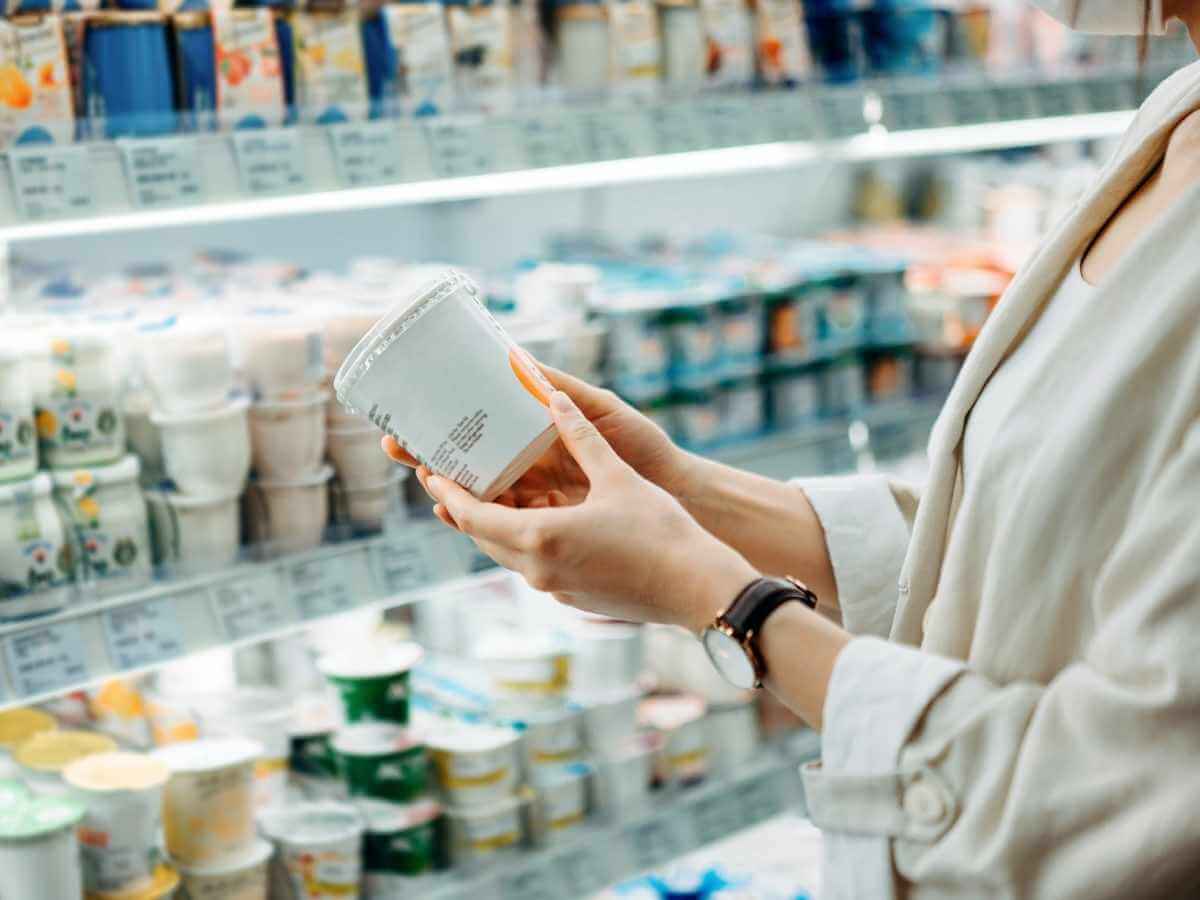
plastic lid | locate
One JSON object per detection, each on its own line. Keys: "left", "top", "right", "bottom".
{"left": 50, "top": 454, "right": 141, "bottom": 491}
{"left": 175, "top": 837, "right": 273, "bottom": 876}
{"left": 0, "top": 778, "right": 30, "bottom": 806}
{"left": 317, "top": 641, "right": 423, "bottom": 680}
{"left": 63, "top": 751, "right": 169, "bottom": 793}
{"left": 250, "top": 389, "right": 329, "bottom": 412}
{"left": 356, "top": 796, "right": 441, "bottom": 832}
{"left": 638, "top": 694, "right": 706, "bottom": 731}
{"left": 0, "top": 795, "right": 84, "bottom": 840}
{"left": 149, "top": 394, "right": 250, "bottom": 427}
{"left": 474, "top": 632, "right": 565, "bottom": 662}
{"left": 332, "top": 723, "right": 422, "bottom": 757}
{"left": 14, "top": 730, "right": 118, "bottom": 773}
{"left": 145, "top": 487, "right": 241, "bottom": 509}
{"left": 0, "top": 473, "right": 52, "bottom": 506}
{"left": 0, "top": 708, "right": 57, "bottom": 751}
{"left": 259, "top": 802, "right": 363, "bottom": 845}
{"left": 152, "top": 737, "right": 264, "bottom": 774}
{"left": 254, "top": 462, "right": 334, "bottom": 490}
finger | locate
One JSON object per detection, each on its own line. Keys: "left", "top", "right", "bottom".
{"left": 426, "top": 475, "right": 533, "bottom": 545}
{"left": 415, "top": 467, "right": 435, "bottom": 500}
{"left": 538, "top": 364, "right": 620, "bottom": 419}
{"left": 381, "top": 435, "right": 418, "bottom": 467}
{"left": 432, "top": 503, "right": 458, "bottom": 530}
{"left": 549, "top": 391, "right": 625, "bottom": 481}
{"left": 548, "top": 489, "right": 569, "bottom": 507}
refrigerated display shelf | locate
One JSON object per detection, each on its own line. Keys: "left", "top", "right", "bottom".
{"left": 0, "top": 522, "right": 474, "bottom": 711}
{"left": 420, "top": 731, "right": 821, "bottom": 900}
{"left": 0, "top": 65, "right": 1174, "bottom": 241}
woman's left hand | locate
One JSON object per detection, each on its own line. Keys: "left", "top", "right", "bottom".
{"left": 421, "top": 391, "right": 759, "bottom": 632}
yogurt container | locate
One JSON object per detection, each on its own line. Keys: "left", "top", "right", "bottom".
{"left": 326, "top": 425, "right": 393, "bottom": 489}
{"left": 592, "top": 731, "right": 663, "bottom": 819}
{"left": 234, "top": 310, "right": 324, "bottom": 402}
{"left": 31, "top": 331, "right": 126, "bottom": 469}
{"left": 529, "top": 761, "right": 590, "bottom": 846}
{"left": 575, "top": 686, "right": 641, "bottom": 752}
{"left": 0, "top": 709, "right": 57, "bottom": 778}
{"left": 87, "top": 864, "right": 181, "bottom": 900}
{"left": 318, "top": 643, "right": 423, "bottom": 725}
{"left": 0, "top": 346, "right": 37, "bottom": 481}
{"left": 332, "top": 723, "right": 429, "bottom": 804}
{"left": 123, "top": 391, "right": 165, "bottom": 481}
{"left": 697, "top": 0, "right": 755, "bottom": 88}
{"left": 568, "top": 618, "right": 644, "bottom": 690}
{"left": 333, "top": 270, "right": 558, "bottom": 503}
{"left": 191, "top": 689, "right": 295, "bottom": 812}
{"left": 248, "top": 392, "right": 328, "bottom": 481}
{"left": 506, "top": 706, "right": 583, "bottom": 773}
{"left": 329, "top": 470, "right": 408, "bottom": 535}
{"left": 15, "top": 730, "right": 118, "bottom": 795}
{"left": 52, "top": 456, "right": 152, "bottom": 599}
{"left": 258, "top": 803, "right": 363, "bottom": 900}
{"left": 474, "top": 632, "right": 571, "bottom": 711}
{"left": 175, "top": 837, "right": 272, "bottom": 900}
{"left": 136, "top": 321, "right": 234, "bottom": 415}
{"left": 556, "top": 4, "right": 609, "bottom": 93}
{"left": 0, "top": 474, "right": 75, "bottom": 622}
{"left": 659, "top": 0, "right": 706, "bottom": 87}
{"left": 151, "top": 397, "right": 252, "bottom": 496}
{"left": 292, "top": 11, "right": 370, "bottom": 124}
{"left": 0, "top": 794, "right": 85, "bottom": 900}
{"left": 358, "top": 797, "right": 441, "bottom": 893}
{"left": 446, "top": 3, "right": 515, "bottom": 114}
{"left": 211, "top": 9, "right": 286, "bottom": 130}
{"left": 638, "top": 694, "right": 708, "bottom": 785}
{"left": 706, "top": 698, "right": 761, "bottom": 775}
{"left": 153, "top": 737, "right": 263, "bottom": 866}
{"left": 427, "top": 724, "right": 520, "bottom": 808}
{"left": 63, "top": 751, "right": 169, "bottom": 897}
{"left": 0, "top": 777, "right": 30, "bottom": 805}
{"left": 244, "top": 464, "right": 332, "bottom": 557}
{"left": 380, "top": 4, "right": 454, "bottom": 117}
{"left": 445, "top": 793, "right": 524, "bottom": 865}
{"left": 753, "top": 0, "right": 812, "bottom": 85}
{"left": 608, "top": 0, "right": 662, "bottom": 97}
{"left": 144, "top": 488, "right": 241, "bottom": 578}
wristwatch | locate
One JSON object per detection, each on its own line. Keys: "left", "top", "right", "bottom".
{"left": 701, "top": 576, "right": 818, "bottom": 690}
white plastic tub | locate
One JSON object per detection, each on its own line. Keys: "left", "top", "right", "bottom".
{"left": 0, "top": 795, "right": 85, "bottom": 900}
{"left": 176, "top": 837, "right": 271, "bottom": 900}
{"left": 475, "top": 631, "right": 571, "bottom": 712}
{"left": 592, "top": 731, "right": 663, "bottom": 819}
{"left": 152, "top": 397, "right": 252, "bottom": 496}
{"left": 0, "top": 473, "right": 74, "bottom": 622}
{"left": 326, "top": 425, "right": 393, "bottom": 488}
{"left": 248, "top": 392, "right": 328, "bottom": 481}
{"left": 258, "top": 803, "right": 363, "bottom": 900}
{"left": 445, "top": 794, "right": 524, "bottom": 866}
{"left": 574, "top": 686, "right": 641, "bottom": 753}
{"left": 427, "top": 724, "right": 520, "bottom": 808}
{"left": 136, "top": 320, "right": 234, "bottom": 415}
{"left": 0, "top": 345, "right": 37, "bottom": 482}
{"left": 330, "top": 470, "right": 409, "bottom": 534}
{"left": 145, "top": 488, "right": 241, "bottom": 578}
{"left": 245, "top": 465, "right": 332, "bottom": 556}
{"left": 530, "top": 761, "right": 590, "bottom": 846}
{"left": 123, "top": 390, "right": 165, "bottom": 480}
{"left": 235, "top": 310, "right": 325, "bottom": 402}
{"left": 190, "top": 688, "right": 295, "bottom": 811}
{"left": 568, "top": 618, "right": 644, "bottom": 690}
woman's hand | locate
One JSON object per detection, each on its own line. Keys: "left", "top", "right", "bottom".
{"left": 382, "top": 363, "right": 694, "bottom": 509}
{"left": 421, "top": 390, "right": 759, "bottom": 632}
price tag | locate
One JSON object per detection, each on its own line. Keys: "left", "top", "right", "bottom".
{"left": 102, "top": 594, "right": 188, "bottom": 671}
{"left": 232, "top": 128, "right": 308, "bottom": 196}
{"left": 647, "top": 103, "right": 703, "bottom": 154}
{"left": 1034, "top": 81, "right": 1082, "bottom": 118}
{"left": 885, "top": 90, "right": 947, "bottom": 132}
{"left": 4, "top": 620, "right": 90, "bottom": 698}
{"left": 691, "top": 790, "right": 744, "bottom": 845}
{"left": 6, "top": 145, "right": 93, "bottom": 220}
{"left": 578, "top": 109, "right": 639, "bottom": 161}
{"left": 328, "top": 121, "right": 403, "bottom": 188}
{"left": 627, "top": 816, "right": 683, "bottom": 870}
{"left": 500, "top": 862, "right": 562, "bottom": 900}
{"left": 119, "top": 137, "right": 204, "bottom": 209}
{"left": 696, "top": 97, "right": 757, "bottom": 148}
{"left": 513, "top": 114, "right": 584, "bottom": 169}
{"left": 739, "top": 770, "right": 786, "bottom": 825}
{"left": 554, "top": 845, "right": 613, "bottom": 895}
{"left": 210, "top": 574, "right": 288, "bottom": 642}
{"left": 820, "top": 90, "right": 868, "bottom": 138}
{"left": 991, "top": 84, "right": 1037, "bottom": 122}
{"left": 425, "top": 118, "right": 496, "bottom": 178}
{"left": 370, "top": 538, "right": 431, "bottom": 595}
{"left": 1081, "top": 77, "right": 1125, "bottom": 113}
{"left": 290, "top": 555, "right": 354, "bottom": 620}
{"left": 944, "top": 87, "right": 997, "bottom": 125}
{"left": 755, "top": 93, "right": 812, "bottom": 143}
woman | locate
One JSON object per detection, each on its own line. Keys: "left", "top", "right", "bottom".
{"left": 386, "top": 2, "right": 1200, "bottom": 894}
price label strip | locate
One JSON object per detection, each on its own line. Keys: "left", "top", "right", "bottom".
{"left": 553, "top": 845, "right": 614, "bottom": 895}
{"left": 119, "top": 137, "right": 205, "bottom": 209}
{"left": 329, "top": 121, "right": 404, "bottom": 188}
{"left": 1033, "top": 81, "right": 1084, "bottom": 119}
{"left": 944, "top": 86, "right": 998, "bottom": 126}
{"left": 758, "top": 93, "right": 815, "bottom": 143}
{"left": 425, "top": 118, "right": 496, "bottom": 178}
{"left": 4, "top": 620, "right": 90, "bottom": 698}
{"left": 102, "top": 594, "right": 189, "bottom": 671}
{"left": 370, "top": 538, "right": 432, "bottom": 595}
{"left": 500, "top": 862, "right": 563, "bottom": 900}
{"left": 514, "top": 114, "right": 584, "bottom": 169}
{"left": 647, "top": 103, "right": 704, "bottom": 154}
{"left": 579, "top": 109, "right": 641, "bottom": 161}
{"left": 7, "top": 145, "right": 93, "bottom": 220}
{"left": 884, "top": 90, "right": 948, "bottom": 132}
{"left": 290, "top": 555, "right": 355, "bottom": 620}
{"left": 991, "top": 84, "right": 1037, "bottom": 122}
{"left": 1081, "top": 77, "right": 1126, "bottom": 113}
{"left": 627, "top": 816, "right": 684, "bottom": 871}
{"left": 232, "top": 128, "right": 309, "bottom": 196}
{"left": 697, "top": 97, "right": 755, "bottom": 148}
{"left": 210, "top": 574, "right": 288, "bottom": 642}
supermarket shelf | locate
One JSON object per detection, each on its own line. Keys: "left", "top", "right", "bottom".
{"left": 422, "top": 731, "right": 821, "bottom": 900}
{"left": 0, "top": 66, "right": 1171, "bottom": 243}
{"left": 0, "top": 521, "right": 475, "bottom": 711}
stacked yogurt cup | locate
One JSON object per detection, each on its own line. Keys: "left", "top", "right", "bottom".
{"left": 235, "top": 307, "right": 335, "bottom": 557}
{"left": 138, "top": 317, "right": 250, "bottom": 578}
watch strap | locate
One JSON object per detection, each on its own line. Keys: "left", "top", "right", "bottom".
{"left": 721, "top": 576, "right": 817, "bottom": 640}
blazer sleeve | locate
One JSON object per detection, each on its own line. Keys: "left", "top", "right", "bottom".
{"left": 794, "top": 474, "right": 918, "bottom": 638}
{"left": 803, "top": 421, "right": 1200, "bottom": 899}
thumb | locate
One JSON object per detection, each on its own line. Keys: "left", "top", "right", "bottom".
{"left": 549, "top": 390, "right": 624, "bottom": 481}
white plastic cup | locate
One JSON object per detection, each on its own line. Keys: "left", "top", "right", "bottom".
{"left": 568, "top": 619, "right": 645, "bottom": 690}
{"left": 427, "top": 724, "right": 521, "bottom": 808}
{"left": 258, "top": 803, "right": 363, "bottom": 900}
{"left": 153, "top": 737, "right": 263, "bottom": 866}
{"left": 190, "top": 689, "right": 295, "bottom": 812}
{"left": 136, "top": 321, "right": 235, "bottom": 415}
{"left": 245, "top": 465, "right": 332, "bottom": 556}
{"left": 330, "top": 470, "right": 409, "bottom": 534}
{"left": 592, "top": 731, "right": 663, "bottom": 820}
{"left": 62, "top": 751, "right": 169, "bottom": 896}
{"left": 235, "top": 310, "right": 325, "bottom": 402}
{"left": 333, "top": 269, "right": 558, "bottom": 502}
{"left": 145, "top": 488, "right": 241, "bottom": 578}
{"left": 151, "top": 397, "right": 252, "bottom": 496}
{"left": 529, "top": 761, "right": 590, "bottom": 846}
{"left": 575, "top": 686, "right": 641, "bottom": 753}
{"left": 0, "top": 795, "right": 85, "bottom": 900}
{"left": 176, "top": 837, "right": 272, "bottom": 900}
{"left": 474, "top": 632, "right": 571, "bottom": 712}
{"left": 0, "top": 346, "right": 37, "bottom": 482}
{"left": 326, "top": 425, "right": 393, "bottom": 488}
{"left": 248, "top": 392, "right": 328, "bottom": 481}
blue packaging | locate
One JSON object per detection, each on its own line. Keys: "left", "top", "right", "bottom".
{"left": 173, "top": 12, "right": 216, "bottom": 131}
{"left": 274, "top": 11, "right": 297, "bottom": 124}
{"left": 858, "top": 4, "right": 947, "bottom": 75}
{"left": 83, "top": 12, "right": 177, "bottom": 139}
{"left": 360, "top": 11, "right": 396, "bottom": 119}
{"left": 804, "top": 10, "right": 863, "bottom": 83}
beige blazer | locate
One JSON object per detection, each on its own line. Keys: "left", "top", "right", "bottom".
{"left": 798, "top": 59, "right": 1200, "bottom": 899}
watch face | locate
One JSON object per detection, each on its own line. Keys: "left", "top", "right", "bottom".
{"left": 703, "top": 628, "right": 757, "bottom": 690}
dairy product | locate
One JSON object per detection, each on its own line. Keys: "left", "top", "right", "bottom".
{"left": 318, "top": 642, "right": 423, "bottom": 725}
{"left": 144, "top": 487, "right": 240, "bottom": 577}
{"left": 258, "top": 803, "right": 363, "bottom": 900}
{"left": 427, "top": 723, "right": 520, "bottom": 808}
{"left": 244, "top": 464, "right": 332, "bottom": 556}
{"left": 248, "top": 392, "right": 327, "bottom": 481}
{"left": 151, "top": 397, "right": 252, "bottom": 496}
{"left": 331, "top": 723, "right": 429, "bottom": 804}
{"left": 0, "top": 795, "right": 85, "bottom": 900}
{"left": 0, "top": 473, "right": 74, "bottom": 622}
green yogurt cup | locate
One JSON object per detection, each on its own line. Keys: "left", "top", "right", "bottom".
{"left": 333, "top": 723, "right": 430, "bottom": 804}
{"left": 357, "top": 797, "right": 443, "bottom": 879}
{"left": 318, "top": 643, "right": 424, "bottom": 724}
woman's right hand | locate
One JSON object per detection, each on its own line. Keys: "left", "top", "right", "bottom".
{"left": 381, "top": 364, "right": 694, "bottom": 509}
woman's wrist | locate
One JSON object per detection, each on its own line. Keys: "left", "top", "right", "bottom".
{"left": 674, "top": 537, "right": 759, "bottom": 633}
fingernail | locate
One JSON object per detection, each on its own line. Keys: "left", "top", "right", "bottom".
{"left": 550, "top": 391, "right": 572, "bottom": 413}
{"left": 426, "top": 475, "right": 443, "bottom": 498}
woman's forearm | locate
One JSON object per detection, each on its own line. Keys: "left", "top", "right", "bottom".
{"left": 759, "top": 602, "right": 851, "bottom": 731}
{"left": 674, "top": 452, "right": 839, "bottom": 606}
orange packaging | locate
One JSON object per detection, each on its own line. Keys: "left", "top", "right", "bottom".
{"left": 211, "top": 8, "right": 284, "bottom": 130}
{"left": 0, "top": 15, "right": 74, "bottom": 149}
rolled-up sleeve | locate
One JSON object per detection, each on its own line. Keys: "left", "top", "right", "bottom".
{"left": 804, "top": 422, "right": 1200, "bottom": 899}
{"left": 795, "top": 474, "right": 918, "bottom": 638}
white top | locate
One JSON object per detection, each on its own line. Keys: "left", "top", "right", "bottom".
{"left": 961, "top": 257, "right": 1094, "bottom": 481}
